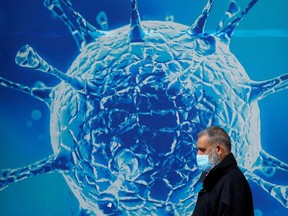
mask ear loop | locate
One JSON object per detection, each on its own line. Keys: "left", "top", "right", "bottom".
{"left": 208, "top": 145, "right": 217, "bottom": 157}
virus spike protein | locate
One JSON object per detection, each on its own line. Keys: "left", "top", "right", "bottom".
{"left": 216, "top": 1, "right": 240, "bottom": 31}
{"left": 217, "top": 0, "right": 260, "bottom": 39}
{"left": 189, "top": 0, "right": 215, "bottom": 36}
{"left": 0, "top": 149, "right": 73, "bottom": 191}
{"left": 130, "top": 0, "right": 145, "bottom": 42}
{"left": 44, "top": 0, "right": 84, "bottom": 49}
{"left": 0, "top": 77, "right": 52, "bottom": 105}
{"left": 61, "top": 0, "right": 105, "bottom": 45}
{"left": 249, "top": 73, "right": 288, "bottom": 102}
{"left": 15, "top": 44, "right": 87, "bottom": 93}
{"left": 0, "top": 155, "right": 55, "bottom": 191}
{"left": 244, "top": 170, "right": 288, "bottom": 208}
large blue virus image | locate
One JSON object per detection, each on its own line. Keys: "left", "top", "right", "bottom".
{"left": 1, "top": 0, "right": 288, "bottom": 215}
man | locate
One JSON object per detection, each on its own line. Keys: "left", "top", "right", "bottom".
{"left": 192, "top": 126, "right": 254, "bottom": 216}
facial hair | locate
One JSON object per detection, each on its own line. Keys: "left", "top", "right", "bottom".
{"left": 209, "top": 147, "right": 221, "bottom": 166}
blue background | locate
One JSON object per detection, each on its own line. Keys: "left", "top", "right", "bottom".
{"left": 0, "top": 0, "right": 287, "bottom": 215}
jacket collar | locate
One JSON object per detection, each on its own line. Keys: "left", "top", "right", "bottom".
{"left": 202, "top": 153, "right": 237, "bottom": 191}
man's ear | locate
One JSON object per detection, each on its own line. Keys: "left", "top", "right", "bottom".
{"left": 217, "top": 144, "right": 229, "bottom": 159}
{"left": 216, "top": 144, "right": 224, "bottom": 155}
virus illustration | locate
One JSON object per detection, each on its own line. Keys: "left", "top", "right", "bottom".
{"left": 1, "top": 0, "right": 288, "bottom": 215}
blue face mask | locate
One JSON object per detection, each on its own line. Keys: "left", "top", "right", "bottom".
{"left": 196, "top": 146, "right": 220, "bottom": 172}
{"left": 196, "top": 154, "right": 213, "bottom": 172}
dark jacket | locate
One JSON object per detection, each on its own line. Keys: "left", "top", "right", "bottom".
{"left": 192, "top": 153, "right": 254, "bottom": 216}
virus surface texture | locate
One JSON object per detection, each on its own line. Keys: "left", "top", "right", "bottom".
{"left": 1, "top": 0, "right": 288, "bottom": 215}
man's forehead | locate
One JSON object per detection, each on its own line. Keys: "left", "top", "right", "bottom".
{"left": 197, "top": 135, "right": 210, "bottom": 145}
{"left": 197, "top": 135, "right": 211, "bottom": 147}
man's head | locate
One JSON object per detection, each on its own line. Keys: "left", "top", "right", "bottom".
{"left": 196, "top": 126, "right": 231, "bottom": 172}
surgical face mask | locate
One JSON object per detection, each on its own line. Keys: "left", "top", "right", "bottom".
{"left": 196, "top": 154, "right": 213, "bottom": 172}
{"left": 196, "top": 147, "right": 220, "bottom": 172}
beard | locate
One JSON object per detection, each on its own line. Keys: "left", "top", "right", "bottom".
{"left": 209, "top": 148, "right": 221, "bottom": 166}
